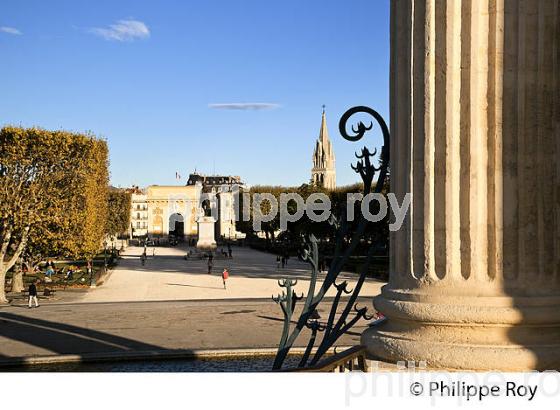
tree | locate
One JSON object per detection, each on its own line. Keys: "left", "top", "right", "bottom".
{"left": 106, "top": 188, "right": 132, "bottom": 237}
{"left": 59, "top": 136, "right": 109, "bottom": 260}
{"left": 0, "top": 127, "right": 109, "bottom": 301}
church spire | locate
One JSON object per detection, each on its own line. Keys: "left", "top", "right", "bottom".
{"left": 319, "top": 105, "right": 329, "bottom": 146}
{"left": 311, "top": 106, "right": 336, "bottom": 190}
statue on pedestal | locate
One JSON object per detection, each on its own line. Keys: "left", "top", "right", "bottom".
{"left": 196, "top": 199, "right": 217, "bottom": 251}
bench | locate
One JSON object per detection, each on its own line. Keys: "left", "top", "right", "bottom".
{"left": 21, "top": 289, "right": 55, "bottom": 297}
{"left": 42, "top": 288, "right": 56, "bottom": 297}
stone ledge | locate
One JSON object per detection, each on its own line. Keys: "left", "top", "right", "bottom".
{"left": 0, "top": 346, "right": 352, "bottom": 369}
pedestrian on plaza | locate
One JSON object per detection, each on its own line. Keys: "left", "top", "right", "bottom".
{"left": 276, "top": 255, "right": 281, "bottom": 270}
{"left": 28, "top": 280, "right": 39, "bottom": 308}
{"left": 281, "top": 256, "right": 285, "bottom": 269}
{"left": 227, "top": 244, "right": 232, "bottom": 258}
{"left": 141, "top": 252, "right": 147, "bottom": 266}
{"left": 222, "top": 268, "right": 229, "bottom": 290}
{"left": 207, "top": 258, "right": 213, "bottom": 274}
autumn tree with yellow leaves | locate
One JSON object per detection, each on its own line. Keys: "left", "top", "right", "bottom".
{"left": 106, "top": 188, "right": 132, "bottom": 238}
{"left": 0, "top": 127, "right": 109, "bottom": 302}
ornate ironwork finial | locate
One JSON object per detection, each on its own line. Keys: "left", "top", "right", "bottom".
{"left": 339, "top": 105, "right": 390, "bottom": 193}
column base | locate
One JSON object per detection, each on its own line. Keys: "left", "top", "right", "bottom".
{"left": 362, "top": 287, "right": 560, "bottom": 371}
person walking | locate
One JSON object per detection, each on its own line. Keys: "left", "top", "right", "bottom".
{"left": 281, "top": 256, "right": 285, "bottom": 269}
{"left": 207, "top": 258, "right": 213, "bottom": 274}
{"left": 227, "top": 244, "right": 232, "bottom": 259}
{"left": 141, "top": 252, "right": 147, "bottom": 266}
{"left": 28, "top": 281, "right": 39, "bottom": 308}
{"left": 222, "top": 268, "right": 229, "bottom": 289}
{"left": 276, "top": 255, "right": 281, "bottom": 270}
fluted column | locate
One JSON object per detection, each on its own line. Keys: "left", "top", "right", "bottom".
{"left": 362, "top": 0, "right": 560, "bottom": 370}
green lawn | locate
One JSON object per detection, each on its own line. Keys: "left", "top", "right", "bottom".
{"left": 6, "top": 251, "right": 120, "bottom": 291}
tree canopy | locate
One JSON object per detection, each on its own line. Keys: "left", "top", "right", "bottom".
{"left": 106, "top": 188, "right": 132, "bottom": 237}
{"left": 0, "top": 126, "right": 109, "bottom": 302}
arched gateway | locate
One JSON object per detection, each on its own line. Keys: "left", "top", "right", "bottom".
{"left": 168, "top": 213, "right": 184, "bottom": 238}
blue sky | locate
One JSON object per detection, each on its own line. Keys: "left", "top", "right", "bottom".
{"left": 0, "top": 0, "right": 390, "bottom": 188}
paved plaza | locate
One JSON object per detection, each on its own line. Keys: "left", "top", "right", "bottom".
{"left": 0, "top": 298, "right": 372, "bottom": 362}
{"left": 0, "top": 245, "right": 384, "bottom": 363}
{"left": 79, "top": 245, "right": 384, "bottom": 303}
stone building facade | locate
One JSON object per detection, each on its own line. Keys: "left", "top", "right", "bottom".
{"left": 130, "top": 192, "right": 148, "bottom": 237}
{"left": 128, "top": 174, "right": 244, "bottom": 242}
{"left": 146, "top": 185, "right": 200, "bottom": 240}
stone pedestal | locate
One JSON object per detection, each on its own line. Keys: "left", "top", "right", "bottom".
{"left": 196, "top": 216, "right": 217, "bottom": 250}
{"left": 362, "top": 0, "right": 560, "bottom": 370}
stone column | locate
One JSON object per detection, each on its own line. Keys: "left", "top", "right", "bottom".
{"left": 362, "top": 0, "right": 560, "bottom": 370}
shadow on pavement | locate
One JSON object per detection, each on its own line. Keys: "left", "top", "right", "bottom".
{"left": 0, "top": 312, "right": 162, "bottom": 361}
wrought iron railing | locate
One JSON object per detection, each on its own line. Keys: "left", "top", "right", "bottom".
{"left": 283, "top": 346, "right": 369, "bottom": 373}
{"left": 272, "top": 106, "right": 390, "bottom": 370}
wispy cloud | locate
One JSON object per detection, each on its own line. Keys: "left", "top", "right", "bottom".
{"left": 0, "top": 26, "right": 22, "bottom": 35}
{"left": 90, "top": 19, "right": 149, "bottom": 42}
{"left": 208, "top": 103, "right": 281, "bottom": 111}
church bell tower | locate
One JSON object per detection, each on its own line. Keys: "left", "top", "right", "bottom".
{"left": 311, "top": 106, "right": 336, "bottom": 190}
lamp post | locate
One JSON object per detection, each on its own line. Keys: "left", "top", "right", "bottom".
{"left": 103, "top": 239, "right": 108, "bottom": 270}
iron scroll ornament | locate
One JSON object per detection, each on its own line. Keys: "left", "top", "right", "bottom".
{"left": 338, "top": 105, "right": 390, "bottom": 194}
{"left": 272, "top": 106, "right": 390, "bottom": 370}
